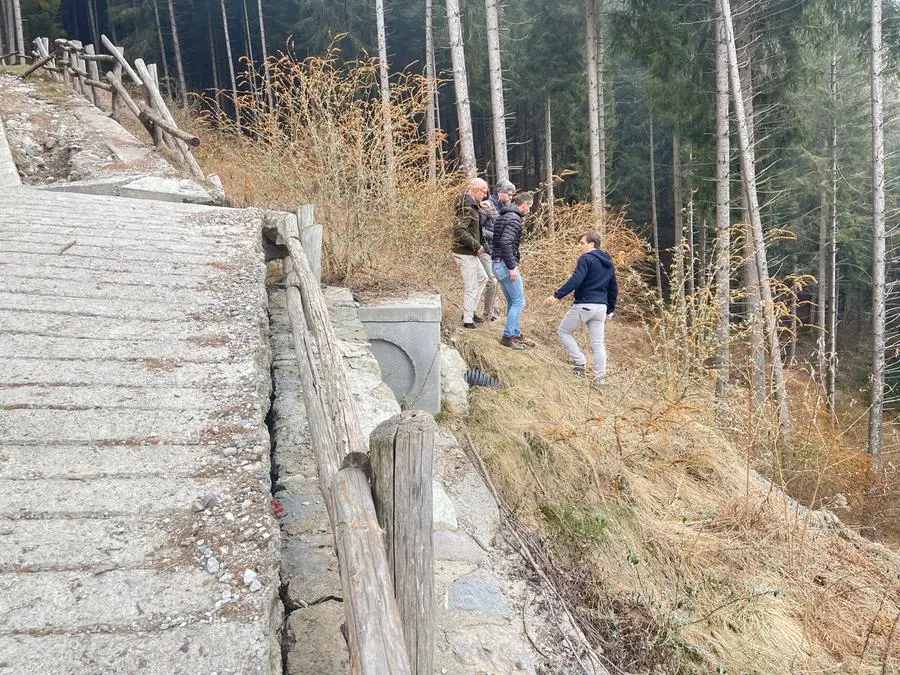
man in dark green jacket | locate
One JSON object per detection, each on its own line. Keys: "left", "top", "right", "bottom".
{"left": 452, "top": 178, "right": 490, "bottom": 328}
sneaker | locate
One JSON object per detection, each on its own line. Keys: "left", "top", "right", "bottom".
{"left": 500, "top": 335, "right": 526, "bottom": 350}
{"left": 462, "top": 322, "right": 477, "bottom": 329}
{"left": 472, "top": 315, "right": 485, "bottom": 324}
{"left": 572, "top": 364, "right": 586, "bottom": 377}
{"left": 516, "top": 333, "right": 536, "bottom": 348}
{"left": 592, "top": 377, "right": 607, "bottom": 389}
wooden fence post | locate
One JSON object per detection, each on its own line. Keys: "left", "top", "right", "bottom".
{"left": 370, "top": 411, "right": 435, "bottom": 675}
{"left": 331, "top": 466, "right": 413, "bottom": 674}
{"left": 147, "top": 63, "right": 163, "bottom": 147}
{"left": 69, "top": 40, "right": 85, "bottom": 96}
{"left": 84, "top": 44, "right": 101, "bottom": 107}
{"left": 297, "top": 204, "right": 323, "bottom": 283}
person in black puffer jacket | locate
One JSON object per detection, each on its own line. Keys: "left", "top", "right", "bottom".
{"left": 543, "top": 230, "right": 618, "bottom": 384}
{"left": 478, "top": 180, "right": 515, "bottom": 321}
{"left": 491, "top": 191, "right": 534, "bottom": 349}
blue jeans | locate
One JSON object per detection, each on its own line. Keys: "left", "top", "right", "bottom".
{"left": 493, "top": 262, "right": 525, "bottom": 338}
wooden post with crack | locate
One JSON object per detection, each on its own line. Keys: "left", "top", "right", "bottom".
{"left": 370, "top": 411, "right": 436, "bottom": 675}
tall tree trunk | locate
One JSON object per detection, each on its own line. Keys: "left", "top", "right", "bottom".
{"left": 257, "top": 0, "right": 274, "bottom": 110}
{"left": 700, "top": 218, "right": 708, "bottom": 289}
{"left": 11, "top": 0, "right": 23, "bottom": 64}
{"left": 152, "top": 0, "right": 173, "bottom": 100}
{"left": 242, "top": 0, "right": 254, "bottom": 62}
{"left": 596, "top": 1, "right": 607, "bottom": 212}
{"left": 585, "top": 0, "right": 604, "bottom": 231}
{"left": 375, "top": 0, "right": 396, "bottom": 186}
{"left": 869, "top": 0, "right": 886, "bottom": 467}
{"left": 87, "top": 0, "right": 100, "bottom": 48}
{"left": 167, "top": 0, "right": 189, "bottom": 109}
{"left": 106, "top": 0, "right": 118, "bottom": 43}
{"left": 786, "top": 256, "right": 798, "bottom": 369}
{"left": 735, "top": 0, "right": 765, "bottom": 405}
{"left": 221, "top": 0, "right": 241, "bottom": 132}
{"left": 445, "top": 0, "right": 476, "bottom": 176}
{"left": 207, "top": 6, "right": 222, "bottom": 113}
{"left": 721, "top": 0, "right": 791, "bottom": 444}
{"left": 485, "top": 0, "right": 509, "bottom": 184}
{"left": 673, "top": 134, "right": 684, "bottom": 299}
{"left": 817, "top": 186, "right": 828, "bottom": 388}
{"left": 715, "top": 6, "right": 731, "bottom": 407}
{"left": 649, "top": 113, "right": 662, "bottom": 302}
{"left": 0, "top": 2, "right": 6, "bottom": 58}
{"left": 827, "top": 51, "right": 839, "bottom": 412}
{"left": 545, "top": 97, "right": 555, "bottom": 233}
{"left": 425, "top": 0, "right": 437, "bottom": 183}
{"left": 686, "top": 146, "right": 696, "bottom": 297}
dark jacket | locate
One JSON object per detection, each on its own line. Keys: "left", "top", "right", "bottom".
{"left": 479, "top": 199, "right": 500, "bottom": 254}
{"left": 553, "top": 249, "right": 618, "bottom": 313}
{"left": 452, "top": 194, "right": 482, "bottom": 255}
{"left": 491, "top": 205, "right": 524, "bottom": 270}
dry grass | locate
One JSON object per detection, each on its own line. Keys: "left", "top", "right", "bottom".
{"left": 185, "top": 46, "right": 463, "bottom": 294}
{"left": 178, "top": 47, "right": 900, "bottom": 674}
{"left": 454, "top": 325, "right": 900, "bottom": 673}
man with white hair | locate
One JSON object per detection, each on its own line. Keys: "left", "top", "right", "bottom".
{"left": 452, "top": 177, "right": 490, "bottom": 328}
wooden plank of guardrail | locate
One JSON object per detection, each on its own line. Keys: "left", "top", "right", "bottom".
{"left": 284, "top": 232, "right": 369, "bottom": 461}
{"left": 22, "top": 52, "right": 54, "bottom": 78}
{"left": 101, "top": 34, "right": 141, "bottom": 85}
{"left": 133, "top": 58, "right": 204, "bottom": 181}
{"left": 281, "top": 246, "right": 411, "bottom": 672}
{"left": 332, "top": 465, "right": 412, "bottom": 674}
{"left": 370, "top": 412, "right": 435, "bottom": 674}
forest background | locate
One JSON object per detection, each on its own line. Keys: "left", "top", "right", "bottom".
{"left": 3, "top": 0, "right": 900, "bottom": 671}
{"left": 12, "top": 0, "right": 897, "bottom": 407}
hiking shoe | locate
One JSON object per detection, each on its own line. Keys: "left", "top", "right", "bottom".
{"left": 462, "top": 322, "right": 477, "bottom": 329}
{"left": 572, "top": 364, "right": 586, "bottom": 377}
{"left": 500, "top": 335, "right": 526, "bottom": 350}
{"left": 472, "top": 315, "right": 485, "bottom": 324}
{"left": 516, "top": 333, "right": 536, "bottom": 348}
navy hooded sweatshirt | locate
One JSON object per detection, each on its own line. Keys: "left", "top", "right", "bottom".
{"left": 553, "top": 249, "right": 618, "bottom": 313}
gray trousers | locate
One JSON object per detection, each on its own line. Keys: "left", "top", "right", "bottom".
{"left": 478, "top": 252, "right": 498, "bottom": 317}
{"left": 558, "top": 303, "right": 608, "bottom": 379}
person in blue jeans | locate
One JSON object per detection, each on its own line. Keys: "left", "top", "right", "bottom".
{"left": 491, "top": 192, "right": 534, "bottom": 350}
{"left": 543, "top": 231, "right": 618, "bottom": 384}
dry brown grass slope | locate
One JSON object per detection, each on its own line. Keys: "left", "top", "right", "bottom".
{"left": 171, "top": 50, "right": 899, "bottom": 674}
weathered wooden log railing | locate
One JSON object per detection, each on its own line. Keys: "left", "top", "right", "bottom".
{"left": 271, "top": 207, "right": 435, "bottom": 673}
{"left": 21, "top": 35, "right": 205, "bottom": 182}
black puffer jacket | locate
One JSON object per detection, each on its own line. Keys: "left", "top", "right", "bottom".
{"left": 491, "top": 205, "right": 524, "bottom": 270}
{"left": 479, "top": 199, "right": 500, "bottom": 254}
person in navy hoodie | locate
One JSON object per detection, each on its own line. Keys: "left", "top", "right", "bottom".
{"left": 543, "top": 231, "right": 618, "bottom": 384}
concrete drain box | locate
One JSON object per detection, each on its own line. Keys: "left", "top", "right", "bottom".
{"left": 357, "top": 295, "right": 442, "bottom": 414}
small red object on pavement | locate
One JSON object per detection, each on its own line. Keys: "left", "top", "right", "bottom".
{"left": 271, "top": 499, "right": 287, "bottom": 520}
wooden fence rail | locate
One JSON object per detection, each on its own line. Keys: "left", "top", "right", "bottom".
{"left": 276, "top": 208, "right": 435, "bottom": 673}
{"left": 20, "top": 35, "right": 204, "bottom": 182}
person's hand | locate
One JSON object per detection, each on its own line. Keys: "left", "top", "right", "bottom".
{"left": 509, "top": 267, "right": 519, "bottom": 281}
{"left": 543, "top": 296, "right": 558, "bottom": 308}
{"left": 606, "top": 312, "right": 615, "bottom": 321}
{"left": 476, "top": 246, "right": 485, "bottom": 256}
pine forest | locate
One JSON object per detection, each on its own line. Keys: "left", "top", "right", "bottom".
{"left": 2, "top": 0, "right": 899, "bottom": 671}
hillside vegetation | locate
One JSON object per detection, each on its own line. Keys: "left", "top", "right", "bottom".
{"left": 178, "top": 53, "right": 900, "bottom": 673}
